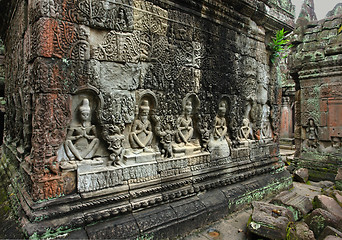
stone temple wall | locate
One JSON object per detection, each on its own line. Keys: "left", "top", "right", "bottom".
{"left": 289, "top": 15, "right": 342, "bottom": 181}
{"left": 0, "top": 0, "right": 294, "bottom": 238}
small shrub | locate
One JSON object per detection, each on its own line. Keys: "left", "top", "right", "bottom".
{"left": 269, "top": 28, "right": 293, "bottom": 63}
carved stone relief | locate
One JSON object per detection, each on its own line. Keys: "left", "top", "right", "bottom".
{"left": 55, "top": 0, "right": 134, "bottom": 31}
{"left": 304, "top": 118, "right": 319, "bottom": 150}
{"left": 133, "top": 0, "right": 168, "bottom": 36}
{"left": 92, "top": 31, "right": 140, "bottom": 63}
{"left": 64, "top": 98, "right": 100, "bottom": 161}
{"left": 260, "top": 104, "right": 273, "bottom": 141}
{"left": 173, "top": 94, "right": 201, "bottom": 157}
{"left": 124, "top": 91, "right": 160, "bottom": 163}
{"left": 58, "top": 87, "right": 107, "bottom": 167}
{"left": 208, "top": 98, "right": 231, "bottom": 159}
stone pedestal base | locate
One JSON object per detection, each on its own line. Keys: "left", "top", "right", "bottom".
{"left": 173, "top": 143, "right": 201, "bottom": 157}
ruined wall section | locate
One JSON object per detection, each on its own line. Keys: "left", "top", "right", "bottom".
{"left": 289, "top": 15, "right": 342, "bottom": 180}
{"left": 1, "top": 0, "right": 294, "bottom": 238}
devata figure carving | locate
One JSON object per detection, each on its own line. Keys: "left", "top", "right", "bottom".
{"left": 175, "top": 99, "right": 194, "bottom": 145}
{"left": 129, "top": 100, "right": 153, "bottom": 152}
{"left": 260, "top": 104, "right": 273, "bottom": 140}
{"left": 65, "top": 98, "right": 99, "bottom": 161}
{"left": 238, "top": 118, "right": 254, "bottom": 141}
{"left": 305, "top": 118, "right": 318, "bottom": 149}
{"left": 213, "top": 101, "right": 228, "bottom": 141}
{"left": 208, "top": 99, "right": 231, "bottom": 159}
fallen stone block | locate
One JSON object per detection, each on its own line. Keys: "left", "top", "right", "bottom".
{"left": 336, "top": 168, "right": 342, "bottom": 191}
{"left": 313, "top": 195, "right": 342, "bottom": 219}
{"left": 247, "top": 201, "right": 294, "bottom": 240}
{"left": 294, "top": 168, "right": 309, "bottom": 183}
{"left": 311, "top": 181, "right": 335, "bottom": 189}
{"left": 323, "top": 236, "right": 342, "bottom": 240}
{"left": 287, "top": 222, "right": 315, "bottom": 240}
{"left": 271, "top": 191, "right": 313, "bottom": 221}
{"left": 305, "top": 208, "right": 342, "bottom": 238}
{"left": 318, "top": 226, "right": 342, "bottom": 240}
{"left": 332, "top": 190, "right": 342, "bottom": 207}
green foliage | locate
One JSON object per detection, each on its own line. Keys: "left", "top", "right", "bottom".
{"left": 136, "top": 233, "right": 154, "bottom": 240}
{"left": 269, "top": 28, "right": 293, "bottom": 63}
{"left": 29, "top": 226, "right": 77, "bottom": 240}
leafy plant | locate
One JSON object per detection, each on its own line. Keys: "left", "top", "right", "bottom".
{"left": 269, "top": 28, "right": 293, "bottom": 63}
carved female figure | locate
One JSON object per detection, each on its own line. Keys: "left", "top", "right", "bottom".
{"left": 238, "top": 118, "right": 254, "bottom": 141}
{"left": 213, "top": 101, "right": 228, "bottom": 141}
{"left": 175, "top": 100, "right": 194, "bottom": 145}
{"left": 129, "top": 100, "right": 153, "bottom": 151}
{"left": 65, "top": 98, "right": 99, "bottom": 161}
{"left": 306, "top": 118, "right": 318, "bottom": 149}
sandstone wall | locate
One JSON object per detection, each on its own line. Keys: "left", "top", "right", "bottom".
{"left": 0, "top": 0, "right": 294, "bottom": 238}
{"left": 289, "top": 15, "right": 342, "bottom": 181}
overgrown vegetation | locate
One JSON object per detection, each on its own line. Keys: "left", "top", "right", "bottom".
{"left": 269, "top": 28, "right": 293, "bottom": 63}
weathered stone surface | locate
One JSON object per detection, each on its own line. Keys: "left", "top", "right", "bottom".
{"left": 313, "top": 195, "right": 342, "bottom": 219}
{"left": 336, "top": 168, "right": 342, "bottom": 181}
{"left": 289, "top": 2, "right": 342, "bottom": 183}
{"left": 332, "top": 190, "right": 342, "bottom": 206}
{"left": 305, "top": 208, "right": 342, "bottom": 237}
{"left": 318, "top": 226, "right": 342, "bottom": 240}
{"left": 287, "top": 222, "right": 315, "bottom": 240}
{"left": 323, "top": 236, "right": 342, "bottom": 240}
{"left": 337, "top": 168, "right": 342, "bottom": 191}
{"left": 294, "top": 168, "right": 309, "bottom": 183}
{"left": 0, "top": 0, "right": 296, "bottom": 238}
{"left": 297, "top": 0, "right": 317, "bottom": 23}
{"left": 326, "top": 3, "right": 342, "bottom": 17}
{"left": 271, "top": 190, "right": 313, "bottom": 221}
{"left": 248, "top": 201, "right": 294, "bottom": 240}
{"left": 311, "top": 181, "right": 335, "bottom": 189}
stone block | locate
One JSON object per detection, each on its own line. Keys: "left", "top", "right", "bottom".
{"left": 198, "top": 189, "right": 229, "bottom": 223}
{"left": 335, "top": 168, "right": 342, "bottom": 191}
{"left": 332, "top": 190, "right": 342, "bottom": 206}
{"left": 287, "top": 222, "right": 315, "bottom": 240}
{"left": 271, "top": 191, "right": 313, "bottom": 221}
{"left": 313, "top": 195, "right": 342, "bottom": 219}
{"left": 305, "top": 208, "right": 342, "bottom": 237}
{"left": 133, "top": 204, "right": 177, "bottom": 234}
{"left": 86, "top": 214, "right": 139, "bottom": 239}
{"left": 294, "top": 168, "right": 309, "bottom": 183}
{"left": 247, "top": 201, "right": 294, "bottom": 240}
{"left": 323, "top": 236, "right": 342, "bottom": 240}
{"left": 318, "top": 226, "right": 342, "bottom": 240}
{"left": 31, "top": 18, "right": 90, "bottom": 61}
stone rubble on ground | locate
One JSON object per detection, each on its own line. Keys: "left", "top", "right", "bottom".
{"left": 294, "top": 168, "right": 309, "bottom": 183}
{"left": 304, "top": 208, "right": 342, "bottom": 238}
{"left": 270, "top": 190, "right": 313, "bottom": 221}
{"left": 286, "top": 221, "right": 315, "bottom": 240}
{"left": 313, "top": 195, "right": 342, "bottom": 219}
{"left": 318, "top": 226, "right": 342, "bottom": 240}
{"left": 247, "top": 201, "right": 294, "bottom": 240}
{"left": 336, "top": 168, "right": 342, "bottom": 191}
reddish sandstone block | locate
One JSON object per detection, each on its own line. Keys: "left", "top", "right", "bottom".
{"left": 320, "top": 100, "right": 328, "bottom": 112}
{"left": 321, "top": 112, "right": 328, "bottom": 127}
{"left": 327, "top": 99, "right": 342, "bottom": 137}
{"left": 31, "top": 18, "right": 89, "bottom": 61}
